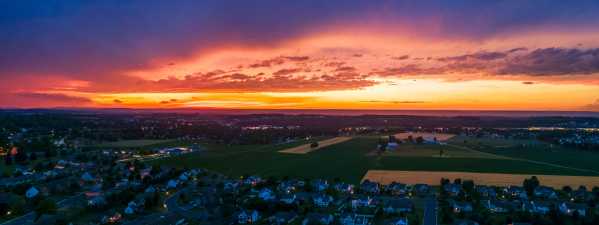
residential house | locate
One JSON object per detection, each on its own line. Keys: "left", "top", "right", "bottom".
{"left": 534, "top": 186, "right": 557, "bottom": 199}
{"left": 453, "top": 219, "right": 479, "bottom": 225}
{"left": 237, "top": 210, "right": 260, "bottom": 224}
{"left": 475, "top": 185, "right": 497, "bottom": 198}
{"left": 450, "top": 201, "right": 473, "bottom": 213}
{"left": 412, "top": 184, "right": 430, "bottom": 196}
{"left": 278, "top": 180, "right": 298, "bottom": 194}
{"left": 443, "top": 183, "right": 462, "bottom": 196}
{"left": 87, "top": 195, "right": 107, "bottom": 208}
{"left": 223, "top": 180, "right": 241, "bottom": 193}
{"left": 258, "top": 188, "right": 276, "bottom": 201}
{"left": 26, "top": 186, "right": 40, "bottom": 199}
{"left": 279, "top": 193, "right": 297, "bottom": 205}
{"left": 558, "top": 202, "right": 587, "bottom": 217}
{"left": 124, "top": 201, "right": 141, "bottom": 215}
{"left": 387, "top": 217, "right": 408, "bottom": 225}
{"left": 312, "top": 179, "right": 329, "bottom": 192}
{"left": 571, "top": 188, "right": 590, "bottom": 202}
{"left": 504, "top": 186, "right": 528, "bottom": 199}
{"left": 385, "top": 182, "right": 409, "bottom": 196}
{"left": 484, "top": 200, "right": 518, "bottom": 213}
{"left": 523, "top": 201, "right": 553, "bottom": 215}
{"left": 334, "top": 183, "right": 355, "bottom": 194}
{"left": 81, "top": 172, "right": 96, "bottom": 183}
{"left": 339, "top": 213, "right": 370, "bottom": 225}
{"left": 269, "top": 212, "right": 297, "bottom": 225}
{"left": 383, "top": 198, "right": 413, "bottom": 214}
{"left": 313, "top": 194, "right": 334, "bottom": 207}
{"left": 352, "top": 196, "right": 376, "bottom": 209}
{"left": 166, "top": 179, "right": 178, "bottom": 189}
{"left": 360, "top": 180, "right": 380, "bottom": 194}
{"left": 302, "top": 213, "right": 334, "bottom": 225}
{"left": 243, "top": 176, "right": 263, "bottom": 186}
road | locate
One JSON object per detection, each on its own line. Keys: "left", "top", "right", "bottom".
{"left": 422, "top": 197, "right": 438, "bottom": 225}
{"left": 1, "top": 193, "right": 83, "bottom": 225}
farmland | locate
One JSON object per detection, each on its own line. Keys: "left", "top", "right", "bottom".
{"left": 153, "top": 136, "right": 599, "bottom": 184}
{"left": 93, "top": 139, "right": 176, "bottom": 148}
{"left": 278, "top": 136, "right": 352, "bottom": 154}
{"left": 362, "top": 170, "right": 599, "bottom": 188}
{"left": 393, "top": 132, "right": 456, "bottom": 142}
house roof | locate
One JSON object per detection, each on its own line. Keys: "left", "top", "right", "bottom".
{"left": 385, "top": 198, "right": 413, "bottom": 209}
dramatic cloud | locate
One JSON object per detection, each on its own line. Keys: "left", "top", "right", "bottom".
{"left": 2, "top": 1, "right": 599, "bottom": 109}
{"left": 497, "top": 48, "right": 599, "bottom": 76}
{"left": 369, "top": 48, "right": 599, "bottom": 77}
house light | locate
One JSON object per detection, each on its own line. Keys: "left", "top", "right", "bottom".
{"left": 163, "top": 204, "right": 168, "bottom": 208}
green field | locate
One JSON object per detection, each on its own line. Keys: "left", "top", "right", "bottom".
{"left": 153, "top": 136, "right": 599, "bottom": 184}
{"left": 93, "top": 139, "right": 177, "bottom": 148}
{"left": 448, "top": 136, "right": 599, "bottom": 173}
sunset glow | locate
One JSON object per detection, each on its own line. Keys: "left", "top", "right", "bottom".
{"left": 2, "top": 1, "right": 599, "bottom": 111}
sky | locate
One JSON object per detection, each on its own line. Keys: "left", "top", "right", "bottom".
{"left": 1, "top": 0, "right": 599, "bottom": 111}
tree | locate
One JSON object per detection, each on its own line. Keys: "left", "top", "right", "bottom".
{"left": 35, "top": 199, "right": 57, "bottom": 221}
{"left": 14, "top": 150, "right": 27, "bottom": 163}
{"left": 29, "top": 152, "right": 37, "bottom": 161}
{"left": 415, "top": 136, "right": 424, "bottom": 144}
{"left": 523, "top": 176, "right": 540, "bottom": 196}
{"left": 310, "top": 142, "right": 319, "bottom": 148}
{"left": 4, "top": 155, "right": 12, "bottom": 165}
{"left": 463, "top": 180, "right": 475, "bottom": 193}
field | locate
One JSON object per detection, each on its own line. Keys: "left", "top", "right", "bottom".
{"left": 380, "top": 143, "right": 507, "bottom": 159}
{"left": 448, "top": 136, "right": 599, "bottom": 174}
{"left": 362, "top": 170, "right": 599, "bottom": 188}
{"left": 393, "top": 132, "right": 455, "bottom": 141}
{"left": 153, "top": 136, "right": 599, "bottom": 184}
{"left": 93, "top": 139, "right": 176, "bottom": 148}
{"left": 279, "top": 137, "right": 352, "bottom": 154}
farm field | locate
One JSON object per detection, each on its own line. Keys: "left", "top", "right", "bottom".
{"left": 393, "top": 132, "right": 455, "bottom": 141}
{"left": 153, "top": 137, "right": 599, "bottom": 184}
{"left": 381, "top": 143, "right": 506, "bottom": 159}
{"left": 448, "top": 136, "right": 599, "bottom": 174}
{"left": 279, "top": 136, "right": 352, "bottom": 154}
{"left": 362, "top": 170, "right": 599, "bottom": 188}
{"left": 94, "top": 139, "right": 176, "bottom": 148}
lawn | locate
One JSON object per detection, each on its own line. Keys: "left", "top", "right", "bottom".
{"left": 153, "top": 137, "right": 599, "bottom": 184}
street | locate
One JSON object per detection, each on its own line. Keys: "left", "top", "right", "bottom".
{"left": 423, "top": 196, "right": 438, "bottom": 225}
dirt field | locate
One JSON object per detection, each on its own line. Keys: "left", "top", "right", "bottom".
{"left": 362, "top": 170, "right": 599, "bottom": 188}
{"left": 393, "top": 132, "right": 456, "bottom": 142}
{"left": 279, "top": 137, "right": 353, "bottom": 154}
